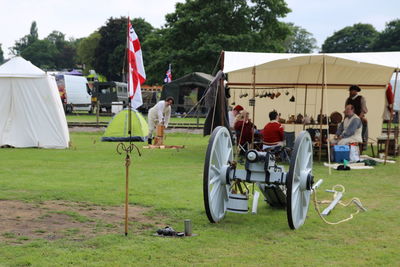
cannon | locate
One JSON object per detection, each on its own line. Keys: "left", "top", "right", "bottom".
{"left": 203, "top": 126, "right": 321, "bottom": 229}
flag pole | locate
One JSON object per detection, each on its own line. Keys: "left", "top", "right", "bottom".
{"left": 125, "top": 16, "right": 132, "bottom": 236}
{"left": 126, "top": 16, "right": 131, "bottom": 236}
{"left": 117, "top": 16, "right": 143, "bottom": 237}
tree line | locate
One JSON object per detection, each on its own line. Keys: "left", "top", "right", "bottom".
{"left": 1, "top": 0, "right": 399, "bottom": 85}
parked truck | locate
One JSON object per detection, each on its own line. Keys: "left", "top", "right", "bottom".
{"left": 90, "top": 81, "right": 128, "bottom": 113}
{"left": 55, "top": 74, "right": 92, "bottom": 113}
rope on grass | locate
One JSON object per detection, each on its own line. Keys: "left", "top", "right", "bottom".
{"left": 313, "top": 184, "right": 366, "bottom": 225}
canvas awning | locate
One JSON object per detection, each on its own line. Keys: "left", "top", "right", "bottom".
{"left": 225, "top": 51, "right": 400, "bottom": 88}
{"left": 222, "top": 51, "right": 400, "bottom": 148}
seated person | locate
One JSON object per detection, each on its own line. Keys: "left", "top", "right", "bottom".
{"left": 262, "top": 110, "right": 284, "bottom": 149}
{"left": 333, "top": 104, "right": 362, "bottom": 145}
{"left": 234, "top": 110, "right": 254, "bottom": 154}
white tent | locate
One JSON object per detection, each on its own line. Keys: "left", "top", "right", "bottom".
{"left": 0, "top": 57, "right": 69, "bottom": 148}
{"left": 224, "top": 51, "right": 400, "bottom": 142}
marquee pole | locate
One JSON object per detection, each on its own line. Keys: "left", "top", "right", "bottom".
{"left": 251, "top": 66, "right": 256, "bottom": 149}
{"left": 303, "top": 84, "right": 308, "bottom": 130}
{"left": 219, "top": 51, "right": 225, "bottom": 128}
{"left": 318, "top": 56, "right": 325, "bottom": 162}
{"left": 384, "top": 69, "right": 399, "bottom": 164}
{"left": 323, "top": 56, "right": 332, "bottom": 174}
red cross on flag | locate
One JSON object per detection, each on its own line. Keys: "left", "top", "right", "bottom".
{"left": 127, "top": 19, "right": 146, "bottom": 109}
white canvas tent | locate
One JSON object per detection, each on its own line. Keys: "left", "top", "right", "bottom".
{"left": 0, "top": 57, "right": 69, "bottom": 148}
{"left": 224, "top": 51, "right": 400, "bottom": 142}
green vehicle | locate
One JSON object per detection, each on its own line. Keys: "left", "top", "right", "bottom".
{"left": 90, "top": 81, "right": 128, "bottom": 113}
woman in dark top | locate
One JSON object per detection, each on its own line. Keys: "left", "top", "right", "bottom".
{"left": 234, "top": 110, "right": 254, "bottom": 154}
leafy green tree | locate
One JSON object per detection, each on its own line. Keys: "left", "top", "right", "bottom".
{"left": 284, "top": 23, "right": 317, "bottom": 53}
{"left": 144, "top": 0, "right": 291, "bottom": 84}
{"left": 77, "top": 32, "right": 101, "bottom": 71}
{"left": 373, "top": 19, "right": 400, "bottom": 51}
{"left": 0, "top": 44, "right": 4, "bottom": 64}
{"left": 20, "top": 40, "right": 58, "bottom": 69}
{"left": 10, "top": 21, "right": 39, "bottom": 55}
{"left": 10, "top": 36, "right": 29, "bottom": 56}
{"left": 321, "top": 23, "right": 378, "bottom": 53}
{"left": 28, "top": 21, "right": 39, "bottom": 44}
{"left": 45, "top": 31, "right": 77, "bottom": 69}
{"left": 46, "top": 31, "right": 66, "bottom": 50}
{"left": 94, "top": 17, "right": 154, "bottom": 81}
{"left": 10, "top": 23, "right": 77, "bottom": 69}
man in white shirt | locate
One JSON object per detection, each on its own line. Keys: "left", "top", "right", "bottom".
{"left": 345, "top": 85, "right": 368, "bottom": 145}
{"left": 333, "top": 104, "right": 363, "bottom": 145}
{"left": 147, "top": 97, "right": 174, "bottom": 144}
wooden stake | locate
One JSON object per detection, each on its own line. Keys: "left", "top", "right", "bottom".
{"left": 96, "top": 100, "right": 100, "bottom": 127}
{"left": 116, "top": 142, "right": 140, "bottom": 237}
{"left": 384, "top": 69, "right": 399, "bottom": 164}
{"left": 124, "top": 154, "right": 130, "bottom": 236}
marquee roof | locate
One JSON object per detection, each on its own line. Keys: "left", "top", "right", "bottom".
{"left": 224, "top": 51, "right": 400, "bottom": 88}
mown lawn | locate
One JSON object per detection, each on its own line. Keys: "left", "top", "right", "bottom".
{"left": 66, "top": 114, "right": 205, "bottom": 124}
{"left": 0, "top": 131, "right": 399, "bottom": 266}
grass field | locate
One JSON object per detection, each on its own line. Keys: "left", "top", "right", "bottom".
{"left": 66, "top": 114, "right": 205, "bottom": 124}
{"left": 0, "top": 131, "right": 399, "bottom": 266}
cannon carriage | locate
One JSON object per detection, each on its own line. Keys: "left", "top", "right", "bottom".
{"left": 203, "top": 126, "right": 321, "bottom": 229}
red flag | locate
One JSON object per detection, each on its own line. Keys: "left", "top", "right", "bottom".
{"left": 127, "top": 18, "right": 146, "bottom": 109}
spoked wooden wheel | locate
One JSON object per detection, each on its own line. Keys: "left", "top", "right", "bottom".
{"left": 286, "top": 131, "right": 314, "bottom": 229}
{"left": 203, "top": 126, "right": 233, "bottom": 223}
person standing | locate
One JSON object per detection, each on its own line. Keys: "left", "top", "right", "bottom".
{"left": 345, "top": 85, "right": 368, "bottom": 145}
{"left": 383, "top": 83, "right": 395, "bottom": 122}
{"left": 229, "top": 105, "right": 244, "bottom": 129}
{"left": 147, "top": 97, "right": 174, "bottom": 144}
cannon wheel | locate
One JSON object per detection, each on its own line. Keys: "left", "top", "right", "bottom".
{"left": 286, "top": 131, "right": 313, "bottom": 230}
{"left": 203, "top": 126, "right": 233, "bottom": 223}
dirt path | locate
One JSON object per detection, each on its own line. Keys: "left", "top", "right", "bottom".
{"left": 0, "top": 200, "right": 164, "bottom": 244}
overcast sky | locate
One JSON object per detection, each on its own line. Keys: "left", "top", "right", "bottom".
{"left": 1, "top": 0, "right": 399, "bottom": 58}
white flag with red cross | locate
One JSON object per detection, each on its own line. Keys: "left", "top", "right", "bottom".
{"left": 127, "top": 19, "right": 146, "bottom": 109}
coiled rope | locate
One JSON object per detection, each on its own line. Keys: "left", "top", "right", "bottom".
{"left": 313, "top": 184, "right": 366, "bottom": 225}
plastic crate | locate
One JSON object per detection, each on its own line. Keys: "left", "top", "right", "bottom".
{"left": 333, "top": 145, "right": 350, "bottom": 163}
